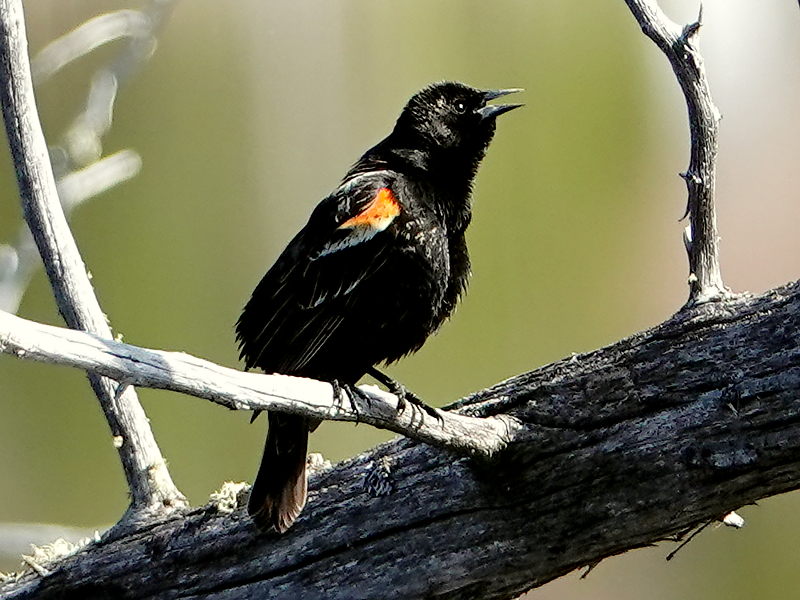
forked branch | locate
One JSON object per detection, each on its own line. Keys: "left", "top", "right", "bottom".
{"left": 0, "top": 0, "right": 185, "bottom": 523}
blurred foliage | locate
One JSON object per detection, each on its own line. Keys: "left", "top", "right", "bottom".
{"left": 1, "top": 2, "right": 799, "bottom": 599}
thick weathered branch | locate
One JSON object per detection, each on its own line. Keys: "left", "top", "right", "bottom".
{"left": 0, "top": 309, "right": 518, "bottom": 457}
{"left": 624, "top": 0, "right": 726, "bottom": 303}
{"left": 0, "top": 1, "right": 792, "bottom": 598}
{"left": 3, "top": 282, "right": 800, "bottom": 599}
{"left": 0, "top": 0, "right": 185, "bottom": 520}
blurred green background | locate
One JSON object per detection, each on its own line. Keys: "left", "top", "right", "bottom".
{"left": 2, "top": 0, "right": 800, "bottom": 597}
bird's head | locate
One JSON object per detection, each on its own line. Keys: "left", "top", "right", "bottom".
{"left": 393, "top": 81, "right": 522, "bottom": 156}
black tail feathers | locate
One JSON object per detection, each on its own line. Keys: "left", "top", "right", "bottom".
{"left": 248, "top": 412, "right": 310, "bottom": 533}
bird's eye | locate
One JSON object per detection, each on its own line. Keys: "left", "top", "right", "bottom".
{"left": 454, "top": 101, "right": 467, "bottom": 114}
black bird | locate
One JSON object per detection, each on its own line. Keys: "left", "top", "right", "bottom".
{"left": 236, "top": 81, "right": 521, "bottom": 532}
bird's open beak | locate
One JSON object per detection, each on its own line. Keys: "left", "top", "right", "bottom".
{"left": 478, "top": 88, "right": 524, "bottom": 120}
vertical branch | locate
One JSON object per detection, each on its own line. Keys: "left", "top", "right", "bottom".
{"left": 0, "top": 0, "right": 186, "bottom": 527}
{"left": 624, "top": 0, "right": 727, "bottom": 304}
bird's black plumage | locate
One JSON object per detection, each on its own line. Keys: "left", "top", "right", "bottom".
{"left": 236, "top": 81, "right": 521, "bottom": 532}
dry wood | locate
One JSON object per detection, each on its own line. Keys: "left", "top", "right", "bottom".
{"left": 0, "top": 0, "right": 185, "bottom": 520}
{"left": 3, "top": 284, "right": 800, "bottom": 599}
{"left": 0, "top": 309, "right": 520, "bottom": 457}
{"left": 624, "top": 0, "right": 726, "bottom": 303}
{"left": 2, "top": 0, "right": 799, "bottom": 598}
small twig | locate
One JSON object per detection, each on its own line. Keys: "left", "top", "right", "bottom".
{"left": 0, "top": 309, "right": 520, "bottom": 457}
{"left": 666, "top": 519, "right": 713, "bottom": 561}
{"left": 580, "top": 560, "right": 601, "bottom": 579}
{"left": 0, "top": 0, "right": 185, "bottom": 519}
{"left": 31, "top": 10, "right": 151, "bottom": 83}
{"left": 624, "top": 0, "right": 727, "bottom": 304}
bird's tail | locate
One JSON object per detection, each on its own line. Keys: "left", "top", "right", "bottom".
{"left": 248, "top": 412, "right": 310, "bottom": 533}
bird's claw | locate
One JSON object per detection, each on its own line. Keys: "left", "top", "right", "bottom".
{"left": 392, "top": 383, "right": 442, "bottom": 422}
{"left": 332, "top": 380, "right": 376, "bottom": 422}
{"left": 365, "top": 367, "right": 441, "bottom": 423}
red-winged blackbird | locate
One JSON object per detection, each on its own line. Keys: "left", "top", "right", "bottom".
{"left": 236, "top": 81, "right": 521, "bottom": 533}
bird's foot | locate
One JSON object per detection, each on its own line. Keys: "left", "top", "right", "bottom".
{"left": 366, "top": 367, "right": 441, "bottom": 422}
{"left": 332, "top": 379, "right": 374, "bottom": 421}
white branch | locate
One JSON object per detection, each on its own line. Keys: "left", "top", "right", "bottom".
{"left": 56, "top": 150, "right": 141, "bottom": 211}
{"left": 0, "top": 309, "right": 520, "bottom": 457}
{"left": 31, "top": 10, "right": 151, "bottom": 83}
{"left": 0, "top": 0, "right": 185, "bottom": 520}
{"left": 624, "top": 0, "right": 726, "bottom": 304}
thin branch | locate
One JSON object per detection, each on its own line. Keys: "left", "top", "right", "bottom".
{"left": 624, "top": 0, "right": 726, "bottom": 304}
{"left": 30, "top": 10, "right": 151, "bottom": 83}
{"left": 0, "top": 0, "right": 185, "bottom": 521}
{"left": 0, "top": 309, "right": 520, "bottom": 457}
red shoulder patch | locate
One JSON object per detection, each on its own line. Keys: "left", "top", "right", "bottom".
{"left": 339, "top": 188, "right": 400, "bottom": 231}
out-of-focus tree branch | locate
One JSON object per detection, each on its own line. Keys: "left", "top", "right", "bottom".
{"left": 0, "top": 1, "right": 176, "bottom": 314}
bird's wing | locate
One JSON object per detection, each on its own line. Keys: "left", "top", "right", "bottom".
{"left": 236, "top": 170, "right": 402, "bottom": 374}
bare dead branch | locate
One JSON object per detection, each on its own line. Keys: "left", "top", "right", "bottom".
{"left": 0, "top": 309, "right": 520, "bottom": 457}
{"left": 624, "top": 0, "right": 726, "bottom": 304}
{"left": 0, "top": 0, "right": 185, "bottom": 521}
{"left": 3, "top": 282, "right": 800, "bottom": 599}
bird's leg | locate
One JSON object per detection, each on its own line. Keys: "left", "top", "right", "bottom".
{"left": 366, "top": 367, "right": 441, "bottom": 421}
